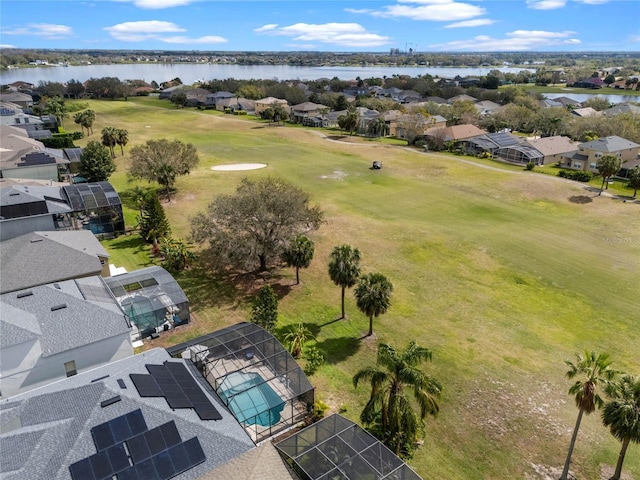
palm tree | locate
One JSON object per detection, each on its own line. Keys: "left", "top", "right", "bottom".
{"left": 101, "top": 126, "right": 118, "bottom": 158}
{"left": 328, "top": 245, "right": 361, "bottom": 319}
{"left": 116, "top": 128, "right": 129, "bottom": 156}
{"left": 282, "top": 235, "right": 315, "bottom": 284}
{"left": 597, "top": 154, "right": 622, "bottom": 195}
{"left": 560, "top": 351, "right": 618, "bottom": 480}
{"left": 353, "top": 341, "right": 442, "bottom": 456}
{"left": 283, "top": 323, "right": 313, "bottom": 358}
{"left": 602, "top": 374, "right": 640, "bottom": 480}
{"left": 354, "top": 272, "right": 393, "bottom": 337}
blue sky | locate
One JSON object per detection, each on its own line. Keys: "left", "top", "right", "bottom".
{"left": 1, "top": 0, "right": 638, "bottom": 52}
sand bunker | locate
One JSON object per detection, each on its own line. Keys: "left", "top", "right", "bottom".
{"left": 211, "top": 163, "right": 267, "bottom": 171}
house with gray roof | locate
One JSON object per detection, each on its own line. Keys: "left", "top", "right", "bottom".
{"left": 0, "top": 125, "right": 68, "bottom": 182}
{"left": 254, "top": 97, "right": 288, "bottom": 116}
{"left": 289, "top": 102, "right": 330, "bottom": 124}
{"left": 474, "top": 100, "right": 503, "bottom": 116}
{"left": 0, "top": 277, "right": 132, "bottom": 398}
{"left": 0, "top": 230, "right": 110, "bottom": 294}
{"left": 461, "top": 131, "right": 522, "bottom": 156}
{"left": 602, "top": 103, "right": 640, "bottom": 117}
{"left": 560, "top": 135, "right": 640, "bottom": 173}
{"left": 0, "top": 348, "right": 254, "bottom": 479}
{"left": 0, "top": 183, "right": 72, "bottom": 241}
{"left": 0, "top": 91, "right": 34, "bottom": 108}
{"left": 520, "top": 136, "right": 578, "bottom": 165}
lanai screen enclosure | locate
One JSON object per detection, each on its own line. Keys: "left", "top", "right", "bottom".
{"left": 167, "top": 322, "right": 314, "bottom": 444}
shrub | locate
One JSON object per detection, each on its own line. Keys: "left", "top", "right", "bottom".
{"left": 525, "top": 162, "right": 535, "bottom": 171}
{"left": 558, "top": 169, "right": 593, "bottom": 182}
{"left": 310, "top": 400, "right": 330, "bottom": 422}
{"left": 41, "top": 134, "right": 76, "bottom": 149}
{"left": 304, "top": 347, "right": 325, "bottom": 375}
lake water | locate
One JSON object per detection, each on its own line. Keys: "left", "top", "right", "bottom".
{"left": 0, "top": 63, "right": 530, "bottom": 86}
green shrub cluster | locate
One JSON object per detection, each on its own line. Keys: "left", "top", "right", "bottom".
{"left": 558, "top": 169, "right": 593, "bottom": 182}
{"left": 303, "top": 346, "right": 325, "bottom": 375}
{"left": 41, "top": 132, "right": 81, "bottom": 149}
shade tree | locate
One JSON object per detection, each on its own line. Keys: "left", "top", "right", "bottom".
{"left": 597, "top": 155, "right": 622, "bottom": 195}
{"left": 190, "top": 177, "right": 323, "bottom": 272}
{"left": 78, "top": 141, "right": 115, "bottom": 182}
{"left": 128, "top": 138, "right": 200, "bottom": 201}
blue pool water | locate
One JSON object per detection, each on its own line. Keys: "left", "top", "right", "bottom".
{"left": 218, "top": 371, "right": 285, "bottom": 427}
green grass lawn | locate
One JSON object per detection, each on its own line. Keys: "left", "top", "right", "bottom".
{"left": 70, "top": 97, "right": 640, "bottom": 479}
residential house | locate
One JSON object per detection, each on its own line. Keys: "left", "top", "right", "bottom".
{"left": 289, "top": 102, "right": 330, "bottom": 124}
{"left": 0, "top": 181, "right": 125, "bottom": 241}
{"left": 538, "top": 98, "right": 565, "bottom": 108}
{"left": 0, "top": 126, "right": 69, "bottom": 182}
{"left": 551, "top": 96, "right": 582, "bottom": 108}
{"left": 216, "top": 96, "right": 255, "bottom": 114}
{"left": 619, "top": 158, "right": 640, "bottom": 178}
{"left": 448, "top": 94, "right": 477, "bottom": 104}
{"left": 461, "top": 131, "right": 521, "bottom": 156}
{"left": 474, "top": 100, "right": 503, "bottom": 116}
{"left": 560, "top": 135, "right": 640, "bottom": 173}
{"left": 0, "top": 230, "right": 110, "bottom": 294}
{"left": 521, "top": 136, "right": 578, "bottom": 165}
{"left": 0, "top": 348, "right": 256, "bottom": 478}
{"left": 0, "top": 276, "right": 132, "bottom": 398}
{"left": 0, "top": 91, "right": 34, "bottom": 108}
{"left": 382, "top": 109, "right": 403, "bottom": 136}
{"left": 254, "top": 96, "right": 288, "bottom": 116}
{"left": 602, "top": 103, "right": 640, "bottom": 117}
{"left": 571, "top": 77, "right": 603, "bottom": 89}
{"left": 571, "top": 107, "right": 600, "bottom": 118}
{"left": 424, "top": 124, "right": 488, "bottom": 150}
{"left": 425, "top": 96, "right": 448, "bottom": 105}
{"left": 395, "top": 114, "right": 447, "bottom": 141}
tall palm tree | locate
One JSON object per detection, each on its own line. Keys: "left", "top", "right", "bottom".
{"left": 353, "top": 341, "right": 442, "bottom": 456}
{"left": 101, "top": 126, "right": 118, "bottom": 158}
{"left": 282, "top": 235, "right": 315, "bottom": 284}
{"left": 560, "top": 351, "right": 618, "bottom": 480}
{"left": 328, "top": 245, "right": 361, "bottom": 319}
{"left": 597, "top": 154, "right": 622, "bottom": 195}
{"left": 354, "top": 272, "right": 393, "bottom": 337}
{"left": 116, "top": 128, "right": 129, "bottom": 156}
{"left": 602, "top": 374, "right": 640, "bottom": 480}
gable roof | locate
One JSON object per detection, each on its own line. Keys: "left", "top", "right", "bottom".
{"left": 602, "top": 103, "right": 640, "bottom": 116}
{"left": 255, "top": 97, "right": 288, "bottom": 105}
{"left": 0, "top": 348, "right": 255, "bottom": 480}
{"left": 523, "top": 136, "right": 579, "bottom": 157}
{"left": 448, "top": 94, "right": 477, "bottom": 104}
{"left": 0, "top": 277, "right": 129, "bottom": 355}
{"left": 290, "top": 102, "right": 329, "bottom": 112}
{"left": 579, "top": 135, "right": 640, "bottom": 152}
{"left": 425, "top": 124, "right": 487, "bottom": 141}
{"left": 0, "top": 231, "right": 106, "bottom": 294}
{"left": 571, "top": 107, "right": 600, "bottom": 117}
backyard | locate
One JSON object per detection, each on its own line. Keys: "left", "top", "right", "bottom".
{"left": 74, "top": 97, "right": 640, "bottom": 479}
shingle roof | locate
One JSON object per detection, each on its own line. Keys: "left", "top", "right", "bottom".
{"left": 0, "top": 279, "right": 129, "bottom": 355}
{"left": 524, "top": 136, "right": 579, "bottom": 157}
{"left": 0, "top": 348, "right": 255, "bottom": 480}
{"left": 579, "top": 135, "right": 640, "bottom": 152}
{"left": 0, "top": 231, "right": 106, "bottom": 294}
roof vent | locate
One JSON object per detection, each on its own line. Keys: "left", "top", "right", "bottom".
{"left": 100, "top": 396, "right": 121, "bottom": 408}
{"left": 54, "top": 283, "right": 61, "bottom": 289}
{"left": 30, "top": 238, "right": 43, "bottom": 243}
{"left": 17, "top": 291, "right": 33, "bottom": 298}
{"left": 9, "top": 192, "right": 19, "bottom": 196}
{"left": 50, "top": 304, "right": 67, "bottom": 311}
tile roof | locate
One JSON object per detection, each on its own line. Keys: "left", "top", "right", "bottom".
{"left": 0, "top": 231, "right": 105, "bottom": 294}
{"left": 0, "top": 279, "right": 129, "bottom": 356}
{"left": 0, "top": 349, "right": 255, "bottom": 480}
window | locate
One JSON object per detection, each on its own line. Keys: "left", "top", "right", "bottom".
{"left": 595, "top": 152, "right": 602, "bottom": 158}
{"left": 590, "top": 163, "right": 597, "bottom": 169}
{"left": 574, "top": 162, "right": 582, "bottom": 169}
{"left": 64, "top": 360, "right": 77, "bottom": 377}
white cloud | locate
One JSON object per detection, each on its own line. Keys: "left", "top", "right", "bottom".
{"left": 255, "top": 22, "right": 390, "bottom": 48}
{"left": 160, "top": 35, "right": 226, "bottom": 44}
{"left": 253, "top": 24, "right": 278, "bottom": 33}
{"left": 430, "top": 30, "right": 581, "bottom": 51}
{"left": 344, "top": 8, "right": 373, "bottom": 14}
{"left": 0, "top": 44, "right": 16, "bottom": 48}
{"left": 104, "top": 21, "right": 226, "bottom": 44}
{"left": 2, "top": 23, "right": 73, "bottom": 39}
{"left": 371, "top": 0, "right": 485, "bottom": 21}
{"left": 117, "top": 0, "right": 198, "bottom": 9}
{"left": 445, "top": 19, "right": 496, "bottom": 28}
{"left": 574, "top": 0, "right": 610, "bottom": 4}
{"left": 526, "top": 0, "right": 567, "bottom": 9}
{"left": 629, "top": 34, "right": 640, "bottom": 43}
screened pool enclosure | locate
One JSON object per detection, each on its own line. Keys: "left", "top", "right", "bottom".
{"left": 167, "top": 322, "right": 315, "bottom": 444}
{"left": 104, "top": 266, "right": 189, "bottom": 339}
{"left": 275, "top": 414, "right": 424, "bottom": 480}
{"left": 61, "top": 182, "right": 125, "bottom": 237}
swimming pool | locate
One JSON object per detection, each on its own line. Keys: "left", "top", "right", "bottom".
{"left": 217, "top": 371, "right": 285, "bottom": 427}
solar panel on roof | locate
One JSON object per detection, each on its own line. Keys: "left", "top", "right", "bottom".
{"left": 159, "top": 422, "right": 181, "bottom": 448}
{"left": 89, "top": 450, "right": 112, "bottom": 479}
{"left": 127, "top": 432, "right": 151, "bottom": 464}
{"left": 69, "top": 458, "right": 95, "bottom": 480}
{"left": 167, "top": 443, "right": 190, "bottom": 475}
{"left": 184, "top": 437, "right": 207, "bottom": 465}
{"left": 153, "top": 450, "right": 176, "bottom": 479}
{"left": 92, "top": 422, "right": 116, "bottom": 452}
{"left": 133, "top": 458, "right": 160, "bottom": 480}
{"left": 106, "top": 443, "right": 131, "bottom": 473}
{"left": 145, "top": 428, "right": 167, "bottom": 456}
{"left": 117, "top": 379, "right": 127, "bottom": 389}
{"left": 130, "top": 374, "right": 162, "bottom": 397}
